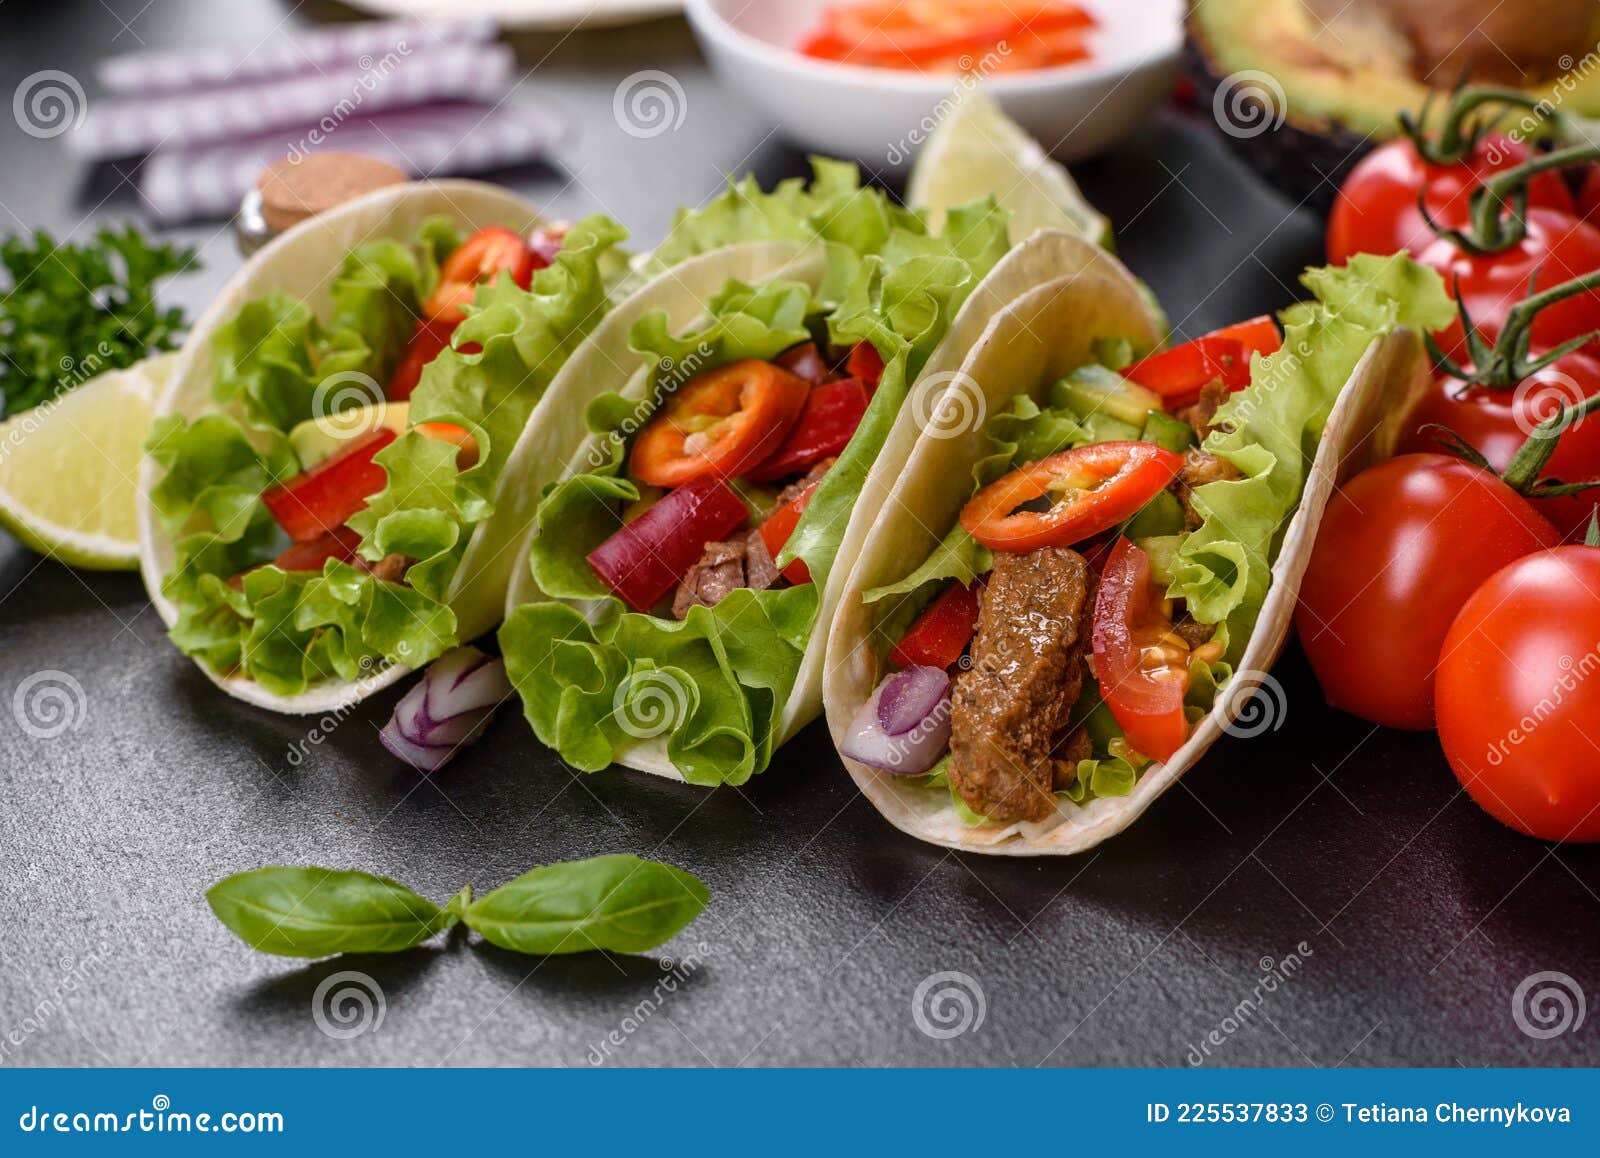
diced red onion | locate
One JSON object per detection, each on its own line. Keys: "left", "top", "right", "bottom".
{"left": 379, "top": 646, "right": 512, "bottom": 772}
{"left": 840, "top": 670, "right": 952, "bottom": 776}
{"left": 877, "top": 665, "right": 950, "bottom": 736}
{"left": 527, "top": 224, "right": 567, "bottom": 267}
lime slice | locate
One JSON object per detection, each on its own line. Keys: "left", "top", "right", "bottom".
{"left": 908, "top": 88, "right": 1114, "bottom": 249}
{"left": 0, "top": 354, "right": 175, "bottom": 570}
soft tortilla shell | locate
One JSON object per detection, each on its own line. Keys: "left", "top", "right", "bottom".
{"left": 823, "top": 271, "right": 1431, "bottom": 854}
{"left": 137, "top": 180, "right": 546, "bottom": 715}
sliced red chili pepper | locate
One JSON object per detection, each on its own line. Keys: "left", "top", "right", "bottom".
{"left": 890, "top": 580, "right": 981, "bottom": 670}
{"left": 271, "top": 525, "right": 365, "bottom": 572}
{"left": 775, "top": 342, "right": 835, "bottom": 386}
{"left": 261, "top": 428, "right": 397, "bottom": 543}
{"left": 758, "top": 480, "right": 821, "bottom": 586}
{"left": 1092, "top": 537, "right": 1191, "bottom": 763}
{"left": 1123, "top": 337, "right": 1247, "bottom": 410}
{"left": 746, "top": 378, "right": 870, "bottom": 483}
{"left": 960, "top": 441, "right": 1184, "bottom": 554}
{"left": 587, "top": 474, "right": 749, "bottom": 613}
{"left": 846, "top": 341, "right": 885, "bottom": 389}
{"left": 423, "top": 226, "right": 538, "bottom": 325}
{"left": 630, "top": 360, "right": 811, "bottom": 488}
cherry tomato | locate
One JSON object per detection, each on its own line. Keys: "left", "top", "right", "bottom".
{"left": 758, "top": 479, "right": 820, "bottom": 586}
{"left": 889, "top": 581, "right": 981, "bottom": 670}
{"left": 631, "top": 360, "right": 810, "bottom": 489}
{"left": 961, "top": 441, "right": 1184, "bottom": 553}
{"left": 1091, "top": 537, "right": 1190, "bottom": 763}
{"left": 1294, "top": 454, "right": 1559, "bottom": 730}
{"left": 1580, "top": 166, "right": 1600, "bottom": 224}
{"left": 1397, "top": 349, "right": 1600, "bottom": 538}
{"left": 423, "top": 226, "right": 539, "bottom": 325}
{"left": 1417, "top": 208, "right": 1600, "bottom": 356}
{"left": 1327, "top": 134, "right": 1576, "bottom": 265}
{"left": 1436, "top": 546, "right": 1600, "bottom": 842}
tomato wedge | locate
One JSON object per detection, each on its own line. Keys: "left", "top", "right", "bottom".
{"left": 960, "top": 441, "right": 1184, "bottom": 553}
{"left": 890, "top": 580, "right": 981, "bottom": 670}
{"left": 1092, "top": 537, "right": 1190, "bottom": 763}
{"left": 758, "top": 480, "right": 820, "bottom": 586}
{"left": 630, "top": 360, "right": 810, "bottom": 488}
{"left": 261, "top": 428, "right": 396, "bottom": 543}
{"left": 423, "top": 226, "right": 539, "bottom": 325}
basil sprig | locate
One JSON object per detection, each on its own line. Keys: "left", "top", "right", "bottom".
{"left": 207, "top": 855, "right": 707, "bottom": 960}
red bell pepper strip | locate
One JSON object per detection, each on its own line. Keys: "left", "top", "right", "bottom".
{"left": 271, "top": 525, "right": 365, "bottom": 572}
{"left": 1123, "top": 337, "right": 1247, "bottom": 410}
{"left": 746, "top": 377, "right": 870, "bottom": 483}
{"left": 889, "top": 581, "right": 981, "bottom": 670}
{"left": 587, "top": 474, "right": 749, "bottom": 613}
{"left": 261, "top": 428, "right": 397, "bottom": 543}
{"left": 847, "top": 342, "right": 885, "bottom": 389}
{"left": 758, "top": 480, "right": 820, "bottom": 585}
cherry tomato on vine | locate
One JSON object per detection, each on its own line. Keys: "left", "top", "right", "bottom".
{"left": 1397, "top": 349, "right": 1600, "bottom": 538}
{"left": 1327, "top": 134, "right": 1576, "bottom": 265}
{"left": 1436, "top": 545, "right": 1600, "bottom": 842}
{"left": 1418, "top": 208, "right": 1600, "bottom": 357}
{"left": 1294, "top": 454, "right": 1559, "bottom": 730}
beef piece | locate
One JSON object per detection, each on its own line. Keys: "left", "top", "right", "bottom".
{"left": 1173, "top": 447, "right": 1243, "bottom": 529}
{"left": 1051, "top": 726, "right": 1093, "bottom": 791}
{"left": 672, "top": 538, "right": 747, "bottom": 619}
{"left": 1172, "top": 608, "right": 1215, "bottom": 650}
{"left": 949, "top": 547, "right": 1095, "bottom": 823}
{"left": 1178, "top": 377, "right": 1233, "bottom": 439}
{"left": 362, "top": 554, "right": 411, "bottom": 584}
{"left": 775, "top": 456, "right": 836, "bottom": 507}
{"left": 743, "top": 528, "right": 781, "bottom": 592}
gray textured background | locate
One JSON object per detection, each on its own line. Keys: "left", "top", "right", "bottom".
{"left": 1, "top": 0, "right": 1596, "bottom": 1067}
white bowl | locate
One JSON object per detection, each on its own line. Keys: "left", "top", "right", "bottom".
{"left": 685, "top": 0, "right": 1183, "bottom": 170}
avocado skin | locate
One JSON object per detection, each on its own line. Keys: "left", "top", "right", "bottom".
{"left": 1182, "top": 36, "right": 1373, "bottom": 214}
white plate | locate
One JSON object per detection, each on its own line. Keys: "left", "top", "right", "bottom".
{"left": 339, "top": 0, "right": 682, "bottom": 31}
{"left": 686, "top": 0, "right": 1182, "bottom": 168}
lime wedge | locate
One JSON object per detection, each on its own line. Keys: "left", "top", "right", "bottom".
{"left": 0, "top": 354, "right": 175, "bottom": 570}
{"left": 908, "top": 88, "right": 1114, "bottom": 249}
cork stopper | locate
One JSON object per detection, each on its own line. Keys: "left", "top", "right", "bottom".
{"left": 255, "top": 152, "right": 409, "bottom": 234}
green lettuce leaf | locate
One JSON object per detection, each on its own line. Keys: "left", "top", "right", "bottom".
{"left": 1170, "top": 253, "right": 1454, "bottom": 653}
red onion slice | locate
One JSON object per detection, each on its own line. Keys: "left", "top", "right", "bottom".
{"left": 381, "top": 646, "right": 512, "bottom": 771}
{"left": 877, "top": 665, "right": 950, "bottom": 736}
{"left": 840, "top": 671, "right": 952, "bottom": 777}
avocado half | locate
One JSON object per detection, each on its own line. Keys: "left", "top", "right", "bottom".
{"left": 1187, "top": 0, "right": 1600, "bottom": 211}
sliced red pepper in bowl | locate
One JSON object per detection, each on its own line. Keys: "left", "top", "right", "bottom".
{"left": 960, "top": 441, "right": 1184, "bottom": 554}
{"left": 746, "top": 377, "right": 870, "bottom": 483}
{"left": 889, "top": 580, "right": 981, "bottom": 670}
{"left": 261, "top": 428, "right": 396, "bottom": 543}
{"left": 587, "top": 474, "right": 749, "bottom": 613}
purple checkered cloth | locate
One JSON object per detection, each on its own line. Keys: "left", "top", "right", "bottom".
{"left": 142, "top": 101, "right": 562, "bottom": 223}
{"left": 97, "top": 18, "right": 497, "bottom": 94}
{"left": 70, "top": 42, "right": 519, "bottom": 160}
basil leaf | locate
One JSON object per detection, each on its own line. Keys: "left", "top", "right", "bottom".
{"left": 206, "top": 867, "right": 456, "bottom": 958}
{"left": 463, "top": 855, "right": 708, "bottom": 955}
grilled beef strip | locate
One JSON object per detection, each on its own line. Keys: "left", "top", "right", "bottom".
{"left": 949, "top": 547, "right": 1096, "bottom": 823}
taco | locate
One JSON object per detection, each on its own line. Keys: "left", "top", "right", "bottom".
{"left": 822, "top": 249, "right": 1454, "bottom": 854}
{"left": 138, "top": 179, "right": 632, "bottom": 713}
{"left": 497, "top": 181, "right": 1141, "bottom": 785}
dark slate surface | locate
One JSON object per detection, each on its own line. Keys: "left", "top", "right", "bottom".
{"left": 1, "top": 0, "right": 1596, "bottom": 1068}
